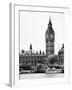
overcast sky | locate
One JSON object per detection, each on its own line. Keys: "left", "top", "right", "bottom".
{"left": 20, "top": 11, "right": 65, "bottom": 54}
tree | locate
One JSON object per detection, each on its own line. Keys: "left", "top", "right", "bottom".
{"left": 47, "top": 55, "right": 58, "bottom": 65}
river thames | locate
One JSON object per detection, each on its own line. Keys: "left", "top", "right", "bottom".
{"left": 19, "top": 73, "right": 64, "bottom": 80}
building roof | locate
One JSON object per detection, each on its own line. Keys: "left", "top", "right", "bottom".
{"left": 58, "top": 44, "right": 64, "bottom": 54}
{"left": 46, "top": 17, "right": 54, "bottom": 34}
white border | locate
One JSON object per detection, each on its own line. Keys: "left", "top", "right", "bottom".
{"left": 9, "top": 3, "right": 70, "bottom": 87}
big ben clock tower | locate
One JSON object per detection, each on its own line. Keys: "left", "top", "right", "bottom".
{"left": 45, "top": 17, "right": 55, "bottom": 57}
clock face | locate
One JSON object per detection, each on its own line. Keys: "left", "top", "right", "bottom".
{"left": 45, "top": 33, "right": 54, "bottom": 41}
{"left": 50, "top": 34, "right": 53, "bottom": 39}
{"left": 50, "top": 34, "right": 54, "bottom": 41}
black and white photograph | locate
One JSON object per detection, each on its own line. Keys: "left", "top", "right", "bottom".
{"left": 19, "top": 8, "right": 65, "bottom": 79}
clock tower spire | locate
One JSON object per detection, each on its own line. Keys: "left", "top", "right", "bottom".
{"left": 45, "top": 17, "right": 55, "bottom": 57}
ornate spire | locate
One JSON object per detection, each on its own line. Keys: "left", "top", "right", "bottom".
{"left": 46, "top": 16, "right": 54, "bottom": 34}
{"left": 48, "top": 16, "right": 52, "bottom": 25}
{"left": 30, "top": 44, "right": 32, "bottom": 50}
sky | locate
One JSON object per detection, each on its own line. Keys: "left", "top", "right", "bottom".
{"left": 20, "top": 11, "right": 65, "bottom": 54}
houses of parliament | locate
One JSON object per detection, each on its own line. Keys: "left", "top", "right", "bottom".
{"left": 19, "top": 17, "right": 64, "bottom": 67}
